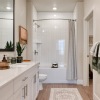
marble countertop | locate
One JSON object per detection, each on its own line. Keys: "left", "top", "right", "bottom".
{"left": 0, "top": 62, "right": 40, "bottom": 88}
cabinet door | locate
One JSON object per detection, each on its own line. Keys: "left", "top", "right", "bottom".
{"left": 22, "top": 77, "right": 30, "bottom": 100}
{"left": 7, "top": 96, "right": 13, "bottom": 100}
{"left": 14, "top": 89, "right": 24, "bottom": 100}
{"left": 32, "top": 74, "right": 37, "bottom": 100}
{"left": 0, "top": 81, "right": 13, "bottom": 100}
{"left": 36, "top": 71, "right": 39, "bottom": 95}
{"left": 14, "top": 86, "right": 25, "bottom": 100}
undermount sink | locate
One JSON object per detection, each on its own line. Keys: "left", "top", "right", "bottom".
{"left": 10, "top": 64, "right": 28, "bottom": 68}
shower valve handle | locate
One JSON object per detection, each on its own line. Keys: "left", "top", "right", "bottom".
{"left": 34, "top": 50, "right": 38, "bottom": 55}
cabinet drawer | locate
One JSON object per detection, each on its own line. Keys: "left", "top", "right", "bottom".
{"left": 0, "top": 81, "right": 13, "bottom": 100}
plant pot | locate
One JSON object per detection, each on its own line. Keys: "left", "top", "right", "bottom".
{"left": 17, "top": 56, "right": 23, "bottom": 63}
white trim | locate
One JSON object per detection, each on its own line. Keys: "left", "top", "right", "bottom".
{"left": 77, "top": 80, "right": 83, "bottom": 85}
{"left": 84, "top": 8, "right": 94, "bottom": 20}
{"left": 94, "top": 93, "right": 100, "bottom": 100}
{"left": 83, "top": 9, "right": 94, "bottom": 86}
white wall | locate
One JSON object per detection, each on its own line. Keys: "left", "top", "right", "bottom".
{"left": 26, "top": 0, "right": 37, "bottom": 61}
{"left": 84, "top": 0, "right": 100, "bottom": 99}
{"left": 15, "top": 0, "right": 27, "bottom": 59}
{"left": 73, "top": 2, "right": 84, "bottom": 82}
{"left": 0, "top": 0, "right": 27, "bottom": 60}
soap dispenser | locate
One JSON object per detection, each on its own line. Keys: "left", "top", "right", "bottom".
{"left": 2, "top": 55, "right": 7, "bottom": 62}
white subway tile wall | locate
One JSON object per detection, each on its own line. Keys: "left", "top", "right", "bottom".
{"left": 36, "top": 12, "right": 73, "bottom": 67}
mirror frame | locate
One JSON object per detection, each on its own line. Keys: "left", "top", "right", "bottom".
{"left": 0, "top": 0, "right": 15, "bottom": 52}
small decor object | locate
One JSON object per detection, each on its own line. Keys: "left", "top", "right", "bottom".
{"left": 52, "top": 63, "right": 58, "bottom": 68}
{"left": 5, "top": 41, "right": 13, "bottom": 50}
{"left": 11, "top": 57, "right": 17, "bottom": 64}
{"left": 2, "top": 55, "right": 7, "bottom": 62}
{"left": 16, "top": 42, "right": 26, "bottom": 63}
{"left": 0, "top": 62, "right": 9, "bottom": 70}
{"left": 19, "top": 26, "right": 27, "bottom": 44}
{"left": 7, "top": 57, "right": 12, "bottom": 63}
{"left": 23, "top": 60, "right": 31, "bottom": 62}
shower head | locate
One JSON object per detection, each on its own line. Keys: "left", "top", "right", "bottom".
{"left": 35, "top": 23, "right": 40, "bottom": 28}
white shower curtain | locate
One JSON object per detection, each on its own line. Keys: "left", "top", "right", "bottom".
{"left": 66, "top": 20, "right": 77, "bottom": 80}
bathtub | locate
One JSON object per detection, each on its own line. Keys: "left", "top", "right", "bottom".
{"left": 39, "top": 65, "right": 77, "bottom": 83}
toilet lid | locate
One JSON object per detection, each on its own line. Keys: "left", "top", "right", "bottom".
{"left": 39, "top": 74, "right": 47, "bottom": 77}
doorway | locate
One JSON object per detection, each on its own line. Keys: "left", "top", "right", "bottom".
{"left": 84, "top": 10, "right": 94, "bottom": 86}
{"left": 88, "top": 16, "right": 93, "bottom": 85}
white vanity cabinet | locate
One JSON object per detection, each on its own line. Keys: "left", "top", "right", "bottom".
{"left": 13, "top": 64, "right": 39, "bottom": 100}
{"left": 0, "top": 62, "right": 40, "bottom": 100}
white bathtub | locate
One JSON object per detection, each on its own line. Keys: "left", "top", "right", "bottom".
{"left": 39, "top": 65, "right": 77, "bottom": 83}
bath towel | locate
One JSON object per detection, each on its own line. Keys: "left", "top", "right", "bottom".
{"left": 90, "top": 42, "right": 100, "bottom": 73}
{"left": 90, "top": 42, "right": 100, "bottom": 57}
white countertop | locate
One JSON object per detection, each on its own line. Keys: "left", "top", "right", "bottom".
{"left": 0, "top": 62, "right": 40, "bottom": 88}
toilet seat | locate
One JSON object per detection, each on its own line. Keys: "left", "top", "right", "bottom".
{"left": 39, "top": 74, "right": 47, "bottom": 90}
{"left": 39, "top": 74, "right": 47, "bottom": 82}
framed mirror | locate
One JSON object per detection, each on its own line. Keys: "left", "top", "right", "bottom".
{"left": 0, "top": 0, "right": 15, "bottom": 51}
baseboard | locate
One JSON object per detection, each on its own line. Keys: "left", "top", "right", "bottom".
{"left": 43, "top": 80, "right": 77, "bottom": 84}
{"left": 77, "top": 80, "right": 83, "bottom": 85}
{"left": 43, "top": 80, "right": 84, "bottom": 84}
{"left": 94, "top": 93, "right": 100, "bottom": 100}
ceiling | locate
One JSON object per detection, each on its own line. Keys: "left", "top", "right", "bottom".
{"left": 33, "top": 0, "right": 83, "bottom": 12}
{"left": 0, "top": 0, "right": 13, "bottom": 12}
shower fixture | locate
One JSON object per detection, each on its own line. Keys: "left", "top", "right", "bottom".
{"left": 35, "top": 23, "right": 40, "bottom": 28}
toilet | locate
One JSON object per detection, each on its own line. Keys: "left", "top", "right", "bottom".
{"left": 39, "top": 74, "right": 47, "bottom": 90}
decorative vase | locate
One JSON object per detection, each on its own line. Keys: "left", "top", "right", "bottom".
{"left": 17, "top": 56, "right": 23, "bottom": 63}
{"left": 11, "top": 57, "right": 17, "bottom": 64}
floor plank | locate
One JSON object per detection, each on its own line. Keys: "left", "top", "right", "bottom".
{"left": 36, "top": 81, "right": 93, "bottom": 100}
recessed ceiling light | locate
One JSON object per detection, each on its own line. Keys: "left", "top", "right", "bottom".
{"left": 6, "top": 7, "right": 11, "bottom": 10}
{"left": 42, "top": 30, "right": 45, "bottom": 32}
{"left": 53, "top": 7, "right": 57, "bottom": 11}
{"left": 54, "top": 14, "right": 56, "bottom": 17}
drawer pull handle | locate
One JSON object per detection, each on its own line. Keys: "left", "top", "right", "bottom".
{"left": 22, "top": 87, "right": 25, "bottom": 99}
{"left": 22, "top": 77, "right": 28, "bottom": 81}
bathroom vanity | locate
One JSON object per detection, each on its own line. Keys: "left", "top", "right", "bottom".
{"left": 0, "top": 62, "right": 40, "bottom": 100}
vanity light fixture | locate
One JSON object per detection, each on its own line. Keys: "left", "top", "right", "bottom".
{"left": 6, "top": 7, "right": 11, "bottom": 10}
{"left": 53, "top": 7, "right": 57, "bottom": 11}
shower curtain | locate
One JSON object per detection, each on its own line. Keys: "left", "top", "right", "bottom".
{"left": 66, "top": 20, "right": 77, "bottom": 80}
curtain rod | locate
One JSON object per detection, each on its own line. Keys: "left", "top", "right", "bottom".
{"left": 33, "top": 19, "right": 76, "bottom": 22}
{"left": 0, "top": 18, "right": 13, "bottom": 20}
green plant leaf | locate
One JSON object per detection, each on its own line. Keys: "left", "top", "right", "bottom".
{"left": 16, "top": 42, "right": 26, "bottom": 56}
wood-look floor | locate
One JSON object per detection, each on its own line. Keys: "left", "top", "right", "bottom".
{"left": 36, "top": 80, "right": 93, "bottom": 100}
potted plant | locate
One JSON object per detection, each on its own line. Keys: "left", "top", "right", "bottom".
{"left": 5, "top": 41, "right": 13, "bottom": 50}
{"left": 16, "top": 42, "right": 26, "bottom": 63}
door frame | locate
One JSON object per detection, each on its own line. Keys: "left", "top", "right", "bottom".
{"left": 83, "top": 9, "right": 94, "bottom": 86}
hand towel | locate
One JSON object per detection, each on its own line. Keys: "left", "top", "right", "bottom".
{"left": 90, "top": 42, "right": 100, "bottom": 57}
